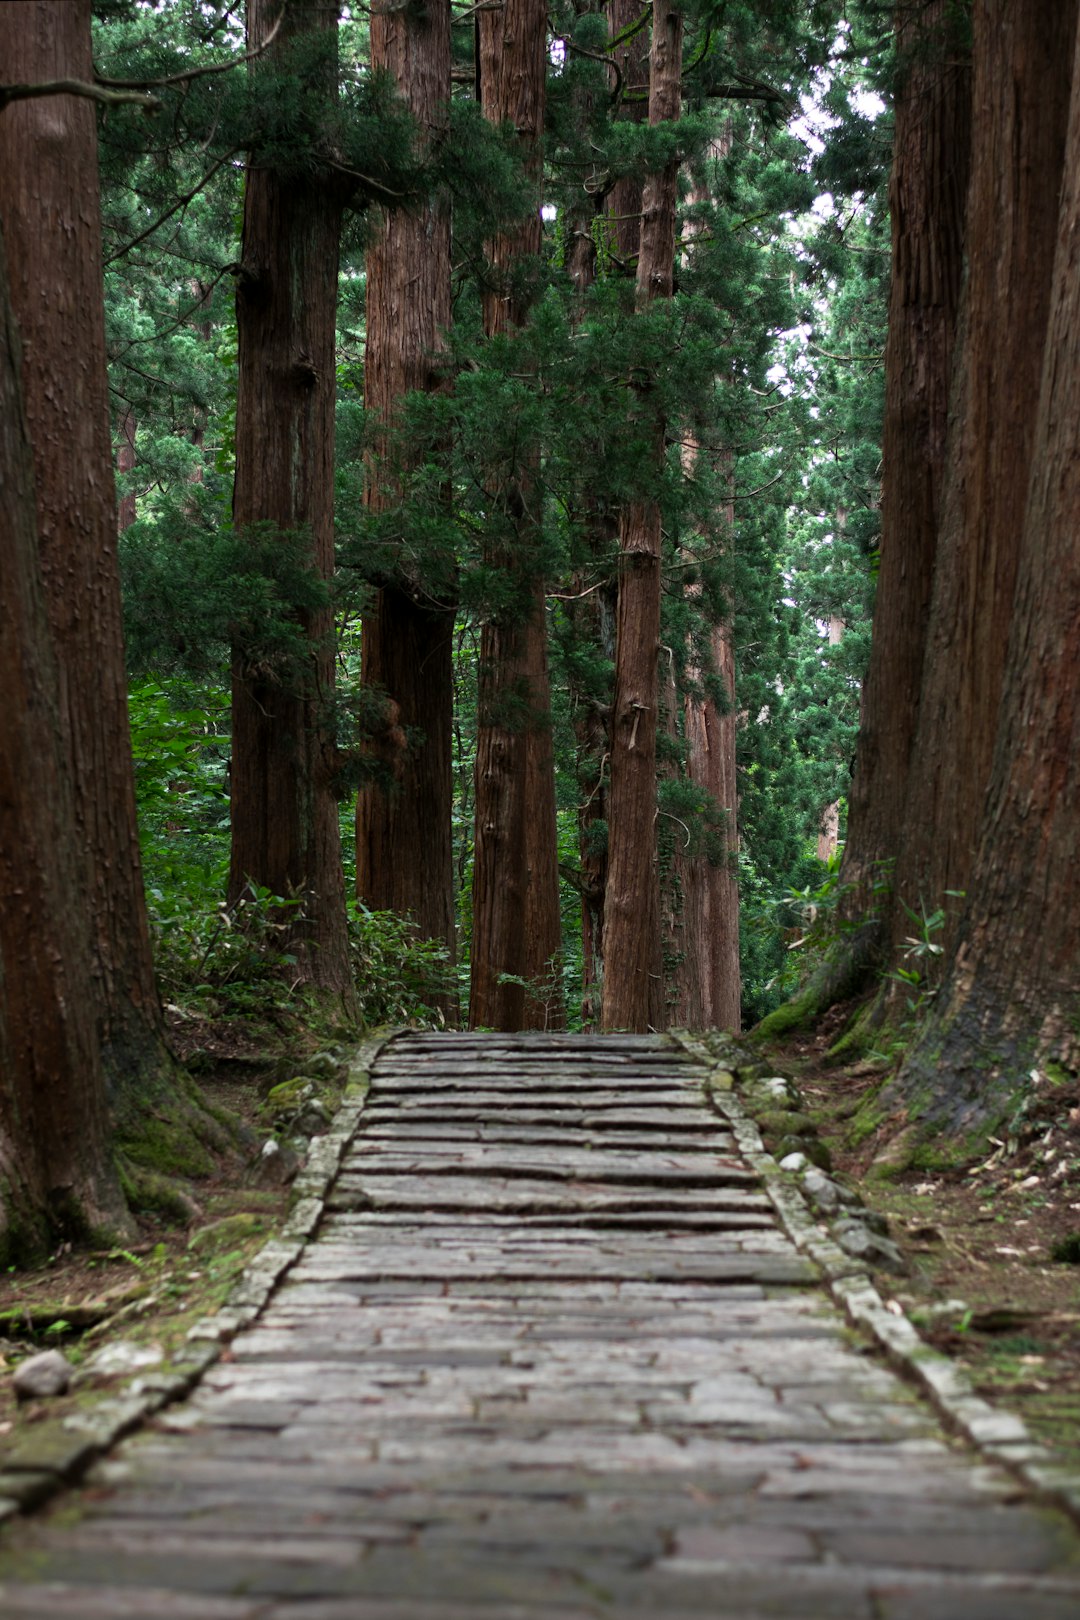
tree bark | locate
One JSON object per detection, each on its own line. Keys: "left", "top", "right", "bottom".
{"left": 837, "top": 2, "right": 971, "bottom": 929}
{"left": 607, "top": 0, "right": 650, "bottom": 267}
{"left": 600, "top": 0, "right": 682, "bottom": 1033}
{"left": 469, "top": 0, "right": 563, "bottom": 1031}
{"left": 678, "top": 626, "right": 741, "bottom": 1032}
{"left": 230, "top": 0, "right": 354, "bottom": 1006}
{"left": 885, "top": 0, "right": 1077, "bottom": 984}
{"left": 356, "top": 0, "right": 456, "bottom": 1012}
{"left": 662, "top": 138, "right": 740, "bottom": 1035}
{"left": 357, "top": 6, "right": 454, "bottom": 923}
{"left": 572, "top": 0, "right": 651, "bottom": 1027}
{"left": 0, "top": 0, "right": 175, "bottom": 1119}
{"left": 893, "top": 14, "right": 1080, "bottom": 1136}
{"left": 0, "top": 216, "right": 132, "bottom": 1261}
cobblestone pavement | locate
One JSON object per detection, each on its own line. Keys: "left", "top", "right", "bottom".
{"left": 2, "top": 1032, "right": 1080, "bottom": 1618}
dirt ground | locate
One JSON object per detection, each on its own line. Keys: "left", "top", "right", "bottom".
{"left": 773, "top": 1014, "right": 1080, "bottom": 1473}
{"left": 0, "top": 1020, "right": 288, "bottom": 1442}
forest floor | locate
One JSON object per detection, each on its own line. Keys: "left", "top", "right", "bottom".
{"left": 764, "top": 1010, "right": 1080, "bottom": 1476}
{"left": 0, "top": 1013, "right": 305, "bottom": 1441}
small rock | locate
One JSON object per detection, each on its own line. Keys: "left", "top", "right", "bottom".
{"left": 801, "top": 1168, "right": 843, "bottom": 1213}
{"left": 295, "top": 1100, "right": 332, "bottom": 1138}
{"left": 79, "top": 1341, "right": 163, "bottom": 1381}
{"left": 868, "top": 1124, "right": 920, "bottom": 1180}
{"left": 779, "top": 1151, "right": 808, "bottom": 1172}
{"left": 833, "top": 1220, "right": 907, "bottom": 1274}
{"left": 762, "top": 1076, "right": 802, "bottom": 1106}
{"left": 909, "top": 1299, "right": 971, "bottom": 1328}
{"left": 304, "top": 1052, "right": 345, "bottom": 1082}
{"left": 775, "top": 1133, "right": 832, "bottom": 1170}
{"left": 252, "top": 1137, "right": 300, "bottom": 1187}
{"left": 13, "top": 1350, "right": 73, "bottom": 1401}
{"left": 757, "top": 1108, "right": 817, "bottom": 1136}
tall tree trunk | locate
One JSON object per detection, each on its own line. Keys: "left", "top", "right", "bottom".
{"left": 816, "top": 614, "right": 844, "bottom": 863}
{"left": 356, "top": 0, "right": 456, "bottom": 1014}
{"left": 571, "top": 0, "right": 651, "bottom": 1028}
{"left": 0, "top": 0, "right": 176, "bottom": 1120}
{"left": 884, "top": 0, "right": 1077, "bottom": 988}
{"left": 892, "top": 14, "right": 1080, "bottom": 1136}
{"left": 469, "top": 0, "right": 563, "bottom": 1031}
{"left": 663, "top": 140, "right": 740, "bottom": 1034}
{"left": 607, "top": 0, "right": 650, "bottom": 268}
{"left": 0, "top": 215, "right": 132, "bottom": 1261}
{"left": 836, "top": 1, "right": 972, "bottom": 938}
{"left": 677, "top": 625, "right": 741, "bottom": 1031}
{"left": 230, "top": 0, "right": 354, "bottom": 1006}
{"left": 600, "top": 0, "right": 682, "bottom": 1033}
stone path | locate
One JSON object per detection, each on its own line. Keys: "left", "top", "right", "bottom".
{"left": 2, "top": 1031, "right": 1080, "bottom": 1617}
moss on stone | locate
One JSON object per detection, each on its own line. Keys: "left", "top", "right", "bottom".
{"left": 774, "top": 1134, "right": 833, "bottom": 1170}
{"left": 188, "top": 1212, "right": 268, "bottom": 1255}
{"left": 118, "top": 1117, "right": 215, "bottom": 1180}
{"left": 756, "top": 986, "right": 822, "bottom": 1040}
{"left": 755, "top": 1109, "right": 818, "bottom": 1137}
{"left": 116, "top": 1161, "right": 199, "bottom": 1226}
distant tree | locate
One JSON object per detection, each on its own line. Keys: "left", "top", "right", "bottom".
{"left": 469, "top": 0, "right": 563, "bottom": 1031}
{"left": 601, "top": 0, "right": 683, "bottom": 1032}
{"left": 355, "top": 0, "right": 457, "bottom": 1010}
{"left": 229, "top": 0, "right": 355, "bottom": 1006}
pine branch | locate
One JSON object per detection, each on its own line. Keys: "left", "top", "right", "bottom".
{"left": 94, "top": 16, "right": 283, "bottom": 91}
{"left": 103, "top": 147, "right": 241, "bottom": 267}
{"left": 0, "top": 79, "right": 159, "bottom": 113}
{"left": 109, "top": 261, "right": 239, "bottom": 356}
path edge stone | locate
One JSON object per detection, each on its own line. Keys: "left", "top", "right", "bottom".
{"left": 0, "top": 1028, "right": 401, "bottom": 1527}
{"left": 671, "top": 1032, "right": 1080, "bottom": 1531}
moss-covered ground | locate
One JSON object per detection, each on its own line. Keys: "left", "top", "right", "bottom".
{"left": 752, "top": 1011, "right": 1080, "bottom": 1478}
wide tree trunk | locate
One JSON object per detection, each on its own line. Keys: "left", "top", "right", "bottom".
{"left": 884, "top": 0, "right": 1077, "bottom": 987}
{"left": 356, "top": 0, "right": 456, "bottom": 1010}
{"left": 892, "top": 15, "right": 1080, "bottom": 1136}
{"left": 0, "top": 218, "right": 132, "bottom": 1262}
{"left": 469, "top": 0, "right": 563, "bottom": 1031}
{"left": 0, "top": 0, "right": 176, "bottom": 1120}
{"left": 836, "top": 1, "right": 972, "bottom": 931}
{"left": 601, "top": 0, "right": 683, "bottom": 1033}
{"left": 230, "top": 0, "right": 354, "bottom": 1005}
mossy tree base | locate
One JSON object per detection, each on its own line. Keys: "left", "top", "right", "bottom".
{"left": 755, "top": 921, "right": 882, "bottom": 1041}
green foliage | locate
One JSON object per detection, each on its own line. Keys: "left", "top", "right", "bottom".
{"left": 99, "top": 0, "right": 889, "bottom": 1038}
{"left": 131, "top": 677, "right": 454, "bottom": 1028}
{"left": 348, "top": 907, "right": 458, "bottom": 1028}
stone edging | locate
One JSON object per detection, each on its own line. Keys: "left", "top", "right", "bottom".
{"left": 670, "top": 1033, "right": 1080, "bottom": 1530}
{"left": 0, "top": 1028, "right": 399, "bottom": 1527}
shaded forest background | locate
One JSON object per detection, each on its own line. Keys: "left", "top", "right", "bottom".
{"left": 96, "top": 0, "right": 879, "bottom": 1028}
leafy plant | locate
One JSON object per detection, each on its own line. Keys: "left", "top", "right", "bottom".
{"left": 349, "top": 905, "right": 457, "bottom": 1027}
